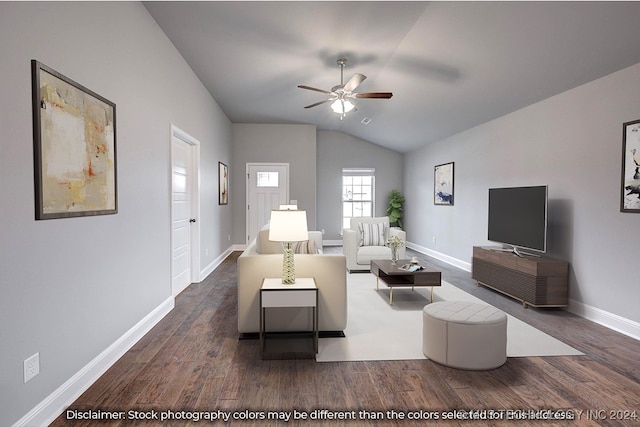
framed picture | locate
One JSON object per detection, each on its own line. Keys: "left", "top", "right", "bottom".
{"left": 218, "top": 161, "right": 228, "bottom": 205}
{"left": 434, "top": 162, "right": 454, "bottom": 205}
{"left": 32, "top": 60, "right": 117, "bottom": 220}
{"left": 621, "top": 119, "right": 640, "bottom": 213}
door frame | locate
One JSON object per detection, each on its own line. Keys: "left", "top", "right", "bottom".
{"left": 245, "top": 162, "right": 290, "bottom": 244}
{"left": 170, "top": 124, "right": 201, "bottom": 295}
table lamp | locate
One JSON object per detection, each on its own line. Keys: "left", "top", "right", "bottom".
{"left": 269, "top": 209, "right": 308, "bottom": 284}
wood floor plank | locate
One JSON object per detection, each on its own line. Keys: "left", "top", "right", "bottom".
{"left": 194, "top": 373, "right": 225, "bottom": 409}
{"left": 171, "top": 362, "right": 211, "bottom": 409}
{"left": 543, "top": 357, "right": 640, "bottom": 408}
{"left": 50, "top": 250, "right": 640, "bottom": 427}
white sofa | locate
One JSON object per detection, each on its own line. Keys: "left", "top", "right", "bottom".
{"left": 237, "top": 227, "right": 347, "bottom": 336}
{"left": 343, "top": 216, "right": 407, "bottom": 272}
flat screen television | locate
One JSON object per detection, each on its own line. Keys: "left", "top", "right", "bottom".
{"left": 487, "top": 185, "right": 548, "bottom": 255}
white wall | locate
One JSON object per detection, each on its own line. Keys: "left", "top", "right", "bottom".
{"left": 0, "top": 3, "right": 231, "bottom": 425}
{"left": 405, "top": 62, "right": 640, "bottom": 334}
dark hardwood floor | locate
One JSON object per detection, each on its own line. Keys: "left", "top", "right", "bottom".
{"left": 51, "top": 248, "right": 640, "bottom": 426}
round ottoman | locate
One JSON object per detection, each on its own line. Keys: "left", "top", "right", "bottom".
{"left": 422, "top": 301, "right": 507, "bottom": 370}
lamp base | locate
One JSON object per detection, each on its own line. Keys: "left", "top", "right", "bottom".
{"left": 282, "top": 242, "right": 295, "bottom": 284}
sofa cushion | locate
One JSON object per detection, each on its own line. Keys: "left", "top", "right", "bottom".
{"left": 256, "top": 228, "right": 283, "bottom": 254}
{"left": 356, "top": 245, "right": 392, "bottom": 265}
{"left": 293, "top": 240, "right": 318, "bottom": 254}
{"left": 358, "top": 221, "right": 387, "bottom": 246}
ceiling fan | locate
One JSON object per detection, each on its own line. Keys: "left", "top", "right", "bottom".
{"left": 298, "top": 58, "right": 393, "bottom": 119}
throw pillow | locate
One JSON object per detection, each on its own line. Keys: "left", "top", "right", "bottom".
{"left": 358, "top": 222, "right": 386, "bottom": 246}
{"left": 293, "top": 240, "right": 318, "bottom": 254}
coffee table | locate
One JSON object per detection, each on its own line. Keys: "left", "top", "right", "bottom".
{"left": 370, "top": 259, "right": 442, "bottom": 305}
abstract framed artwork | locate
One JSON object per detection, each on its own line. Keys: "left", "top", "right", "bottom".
{"left": 31, "top": 60, "right": 117, "bottom": 220}
{"left": 434, "top": 162, "right": 454, "bottom": 206}
{"left": 620, "top": 119, "right": 640, "bottom": 213}
{"left": 218, "top": 161, "right": 228, "bottom": 205}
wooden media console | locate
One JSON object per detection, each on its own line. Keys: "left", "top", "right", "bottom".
{"left": 471, "top": 246, "right": 569, "bottom": 308}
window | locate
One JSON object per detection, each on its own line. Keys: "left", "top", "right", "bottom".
{"left": 342, "top": 168, "right": 375, "bottom": 229}
{"left": 256, "top": 171, "right": 279, "bottom": 187}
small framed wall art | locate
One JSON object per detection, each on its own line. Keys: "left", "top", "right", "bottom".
{"left": 620, "top": 119, "right": 640, "bottom": 213}
{"left": 32, "top": 60, "right": 117, "bottom": 220}
{"left": 219, "top": 161, "right": 228, "bottom": 205}
{"left": 434, "top": 162, "right": 454, "bottom": 205}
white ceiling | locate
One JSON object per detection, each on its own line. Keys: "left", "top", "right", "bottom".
{"left": 144, "top": 1, "right": 640, "bottom": 153}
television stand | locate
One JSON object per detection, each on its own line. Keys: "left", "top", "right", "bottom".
{"left": 472, "top": 246, "right": 568, "bottom": 308}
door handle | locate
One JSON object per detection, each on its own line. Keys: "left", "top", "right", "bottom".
{"left": 190, "top": 218, "right": 197, "bottom": 223}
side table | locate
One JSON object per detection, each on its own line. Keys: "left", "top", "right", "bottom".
{"left": 260, "top": 278, "right": 318, "bottom": 359}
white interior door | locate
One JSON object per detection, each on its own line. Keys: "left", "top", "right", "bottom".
{"left": 171, "top": 127, "right": 200, "bottom": 296}
{"left": 246, "top": 163, "right": 289, "bottom": 244}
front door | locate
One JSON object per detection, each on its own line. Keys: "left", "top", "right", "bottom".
{"left": 246, "top": 163, "right": 289, "bottom": 244}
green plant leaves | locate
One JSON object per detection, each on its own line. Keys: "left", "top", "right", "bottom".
{"left": 387, "top": 189, "right": 404, "bottom": 229}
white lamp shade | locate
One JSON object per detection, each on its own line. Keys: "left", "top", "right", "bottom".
{"left": 331, "top": 99, "right": 355, "bottom": 114}
{"left": 268, "top": 210, "right": 308, "bottom": 242}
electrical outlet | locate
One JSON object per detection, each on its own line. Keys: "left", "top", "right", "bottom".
{"left": 432, "top": 236, "right": 437, "bottom": 243}
{"left": 24, "top": 353, "right": 40, "bottom": 383}
{"left": 321, "top": 229, "right": 325, "bottom": 235}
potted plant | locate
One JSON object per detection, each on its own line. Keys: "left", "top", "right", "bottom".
{"left": 387, "top": 189, "right": 405, "bottom": 229}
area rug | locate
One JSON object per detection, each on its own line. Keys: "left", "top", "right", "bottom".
{"left": 316, "top": 273, "right": 583, "bottom": 362}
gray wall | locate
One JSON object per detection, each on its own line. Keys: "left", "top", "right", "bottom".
{"left": 230, "top": 127, "right": 404, "bottom": 244}
{"left": 0, "top": 3, "right": 231, "bottom": 425}
{"left": 317, "top": 131, "right": 404, "bottom": 240}
{"left": 231, "top": 124, "right": 317, "bottom": 243}
{"left": 405, "top": 62, "right": 640, "bottom": 326}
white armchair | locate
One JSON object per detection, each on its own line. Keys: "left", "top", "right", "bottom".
{"left": 343, "top": 216, "right": 406, "bottom": 272}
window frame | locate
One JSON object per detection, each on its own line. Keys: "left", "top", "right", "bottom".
{"left": 342, "top": 168, "right": 375, "bottom": 230}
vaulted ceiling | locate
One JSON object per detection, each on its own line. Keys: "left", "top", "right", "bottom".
{"left": 145, "top": 1, "right": 640, "bottom": 153}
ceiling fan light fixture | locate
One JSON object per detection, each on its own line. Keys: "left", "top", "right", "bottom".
{"left": 331, "top": 98, "right": 355, "bottom": 114}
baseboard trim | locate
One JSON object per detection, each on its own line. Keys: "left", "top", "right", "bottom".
{"left": 407, "top": 241, "right": 472, "bottom": 272}
{"left": 14, "top": 297, "right": 174, "bottom": 427}
{"left": 568, "top": 299, "right": 640, "bottom": 341}
{"left": 199, "top": 246, "right": 235, "bottom": 281}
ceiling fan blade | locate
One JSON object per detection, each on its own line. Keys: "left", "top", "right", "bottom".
{"left": 354, "top": 92, "right": 393, "bottom": 99}
{"left": 343, "top": 73, "right": 366, "bottom": 93}
{"left": 304, "top": 99, "right": 332, "bottom": 109}
{"left": 298, "top": 85, "right": 332, "bottom": 94}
